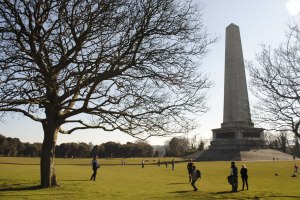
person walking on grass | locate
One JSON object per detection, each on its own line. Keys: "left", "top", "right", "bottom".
{"left": 142, "top": 160, "right": 145, "bottom": 168}
{"left": 187, "top": 159, "right": 195, "bottom": 182}
{"left": 230, "top": 161, "right": 238, "bottom": 192}
{"left": 292, "top": 164, "right": 299, "bottom": 177}
{"left": 171, "top": 158, "right": 175, "bottom": 171}
{"left": 240, "top": 164, "right": 248, "bottom": 190}
{"left": 90, "top": 155, "right": 100, "bottom": 181}
{"left": 191, "top": 166, "right": 201, "bottom": 191}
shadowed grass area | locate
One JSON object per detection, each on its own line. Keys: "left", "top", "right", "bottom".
{"left": 0, "top": 157, "right": 299, "bottom": 199}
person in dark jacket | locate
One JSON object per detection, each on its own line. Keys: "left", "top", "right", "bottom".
{"left": 230, "top": 161, "right": 238, "bottom": 192}
{"left": 187, "top": 159, "right": 195, "bottom": 182}
{"left": 240, "top": 164, "right": 248, "bottom": 190}
{"left": 90, "top": 155, "right": 100, "bottom": 181}
{"left": 171, "top": 158, "right": 175, "bottom": 171}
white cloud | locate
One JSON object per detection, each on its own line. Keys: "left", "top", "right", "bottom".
{"left": 286, "top": 0, "right": 300, "bottom": 15}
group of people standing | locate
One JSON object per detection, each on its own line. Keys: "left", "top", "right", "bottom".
{"left": 229, "top": 161, "right": 248, "bottom": 192}
{"left": 187, "top": 159, "right": 248, "bottom": 192}
{"left": 156, "top": 158, "right": 175, "bottom": 170}
{"left": 89, "top": 156, "right": 249, "bottom": 193}
{"left": 142, "top": 158, "right": 175, "bottom": 170}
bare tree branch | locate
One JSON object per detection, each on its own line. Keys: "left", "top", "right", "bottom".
{"left": 247, "top": 22, "right": 300, "bottom": 139}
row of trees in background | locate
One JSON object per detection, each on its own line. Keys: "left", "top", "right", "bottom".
{"left": 2, "top": 131, "right": 299, "bottom": 158}
{"left": 0, "top": 134, "right": 207, "bottom": 158}
{"left": 164, "top": 136, "right": 206, "bottom": 157}
{"left": 0, "top": 134, "right": 154, "bottom": 158}
{"left": 0, "top": 134, "right": 42, "bottom": 157}
{"left": 264, "top": 131, "right": 300, "bottom": 157}
{"left": 56, "top": 141, "right": 154, "bottom": 158}
{"left": 90, "top": 141, "right": 154, "bottom": 158}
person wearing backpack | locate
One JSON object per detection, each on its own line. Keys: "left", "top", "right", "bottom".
{"left": 191, "top": 166, "right": 201, "bottom": 191}
{"left": 90, "top": 155, "right": 100, "bottom": 181}
{"left": 230, "top": 161, "right": 238, "bottom": 192}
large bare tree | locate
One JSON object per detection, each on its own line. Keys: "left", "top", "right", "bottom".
{"left": 0, "top": 0, "right": 215, "bottom": 187}
{"left": 247, "top": 22, "right": 300, "bottom": 139}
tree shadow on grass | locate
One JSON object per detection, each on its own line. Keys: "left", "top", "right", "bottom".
{"left": 169, "top": 190, "right": 191, "bottom": 194}
{"left": 214, "top": 191, "right": 235, "bottom": 194}
{"left": 269, "top": 195, "right": 300, "bottom": 199}
{"left": 0, "top": 185, "right": 42, "bottom": 191}
{"left": 167, "top": 182, "right": 188, "bottom": 185}
{"left": 61, "top": 179, "right": 90, "bottom": 182}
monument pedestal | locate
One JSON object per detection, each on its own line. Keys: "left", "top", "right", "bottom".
{"left": 195, "top": 24, "right": 269, "bottom": 161}
{"left": 211, "top": 125, "right": 265, "bottom": 150}
{"left": 208, "top": 24, "right": 266, "bottom": 151}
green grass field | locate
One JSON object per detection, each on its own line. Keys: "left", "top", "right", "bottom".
{"left": 0, "top": 157, "right": 299, "bottom": 200}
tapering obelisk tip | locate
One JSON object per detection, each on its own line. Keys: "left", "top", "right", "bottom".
{"left": 226, "top": 23, "right": 239, "bottom": 30}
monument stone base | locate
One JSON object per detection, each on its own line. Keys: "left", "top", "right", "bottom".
{"left": 210, "top": 126, "right": 266, "bottom": 150}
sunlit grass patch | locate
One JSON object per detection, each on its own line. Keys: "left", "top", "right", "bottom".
{"left": 0, "top": 157, "right": 299, "bottom": 199}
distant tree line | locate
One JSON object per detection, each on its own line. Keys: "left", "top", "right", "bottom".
{"left": 0, "top": 134, "right": 207, "bottom": 158}
{"left": 0, "top": 134, "right": 42, "bottom": 157}
{"left": 56, "top": 141, "right": 154, "bottom": 158}
{"left": 165, "top": 137, "right": 206, "bottom": 157}
{"left": 264, "top": 131, "right": 300, "bottom": 158}
{"left": 0, "top": 134, "right": 155, "bottom": 158}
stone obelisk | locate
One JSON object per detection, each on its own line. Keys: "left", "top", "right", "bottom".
{"left": 223, "top": 24, "right": 252, "bottom": 128}
{"left": 210, "top": 23, "right": 265, "bottom": 150}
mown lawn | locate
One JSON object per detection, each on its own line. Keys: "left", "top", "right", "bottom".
{"left": 0, "top": 157, "right": 299, "bottom": 199}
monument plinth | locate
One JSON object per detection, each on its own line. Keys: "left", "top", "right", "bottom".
{"left": 210, "top": 23, "right": 265, "bottom": 150}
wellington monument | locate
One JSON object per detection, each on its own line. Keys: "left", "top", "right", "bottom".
{"left": 193, "top": 24, "right": 296, "bottom": 161}
{"left": 210, "top": 23, "right": 265, "bottom": 150}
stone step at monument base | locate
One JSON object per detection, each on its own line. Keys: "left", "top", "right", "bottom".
{"left": 240, "top": 149, "right": 297, "bottom": 161}
{"left": 210, "top": 139, "right": 266, "bottom": 150}
{"left": 194, "top": 149, "right": 297, "bottom": 161}
{"left": 196, "top": 149, "right": 241, "bottom": 161}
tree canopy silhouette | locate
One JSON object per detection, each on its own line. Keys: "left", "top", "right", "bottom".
{"left": 248, "top": 22, "right": 300, "bottom": 139}
{"left": 0, "top": 0, "right": 216, "bottom": 187}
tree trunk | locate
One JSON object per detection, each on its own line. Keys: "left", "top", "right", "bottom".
{"left": 40, "top": 123, "right": 59, "bottom": 187}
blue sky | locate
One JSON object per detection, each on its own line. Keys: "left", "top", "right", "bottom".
{"left": 1, "top": 0, "right": 300, "bottom": 146}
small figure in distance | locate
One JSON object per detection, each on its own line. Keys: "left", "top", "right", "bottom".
{"left": 158, "top": 159, "right": 161, "bottom": 167}
{"left": 292, "top": 164, "right": 299, "bottom": 177}
{"left": 240, "top": 164, "right": 248, "bottom": 190}
{"left": 171, "top": 158, "right": 175, "bottom": 171}
{"left": 191, "top": 165, "right": 201, "bottom": 191}
{"left": 230, "top": 161, "right": 238, "bottom": 192}
{"left": 142, "top": 160, "right": 145, "bottom": 168}
{"left": 165, "top": 162, "right": 168, "bottom": 168}
{"left": 187, "top": 159, "right": 195, "bottom": 182}
{"left": 90, "top": 155, "right": 100, "bottom": 181}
